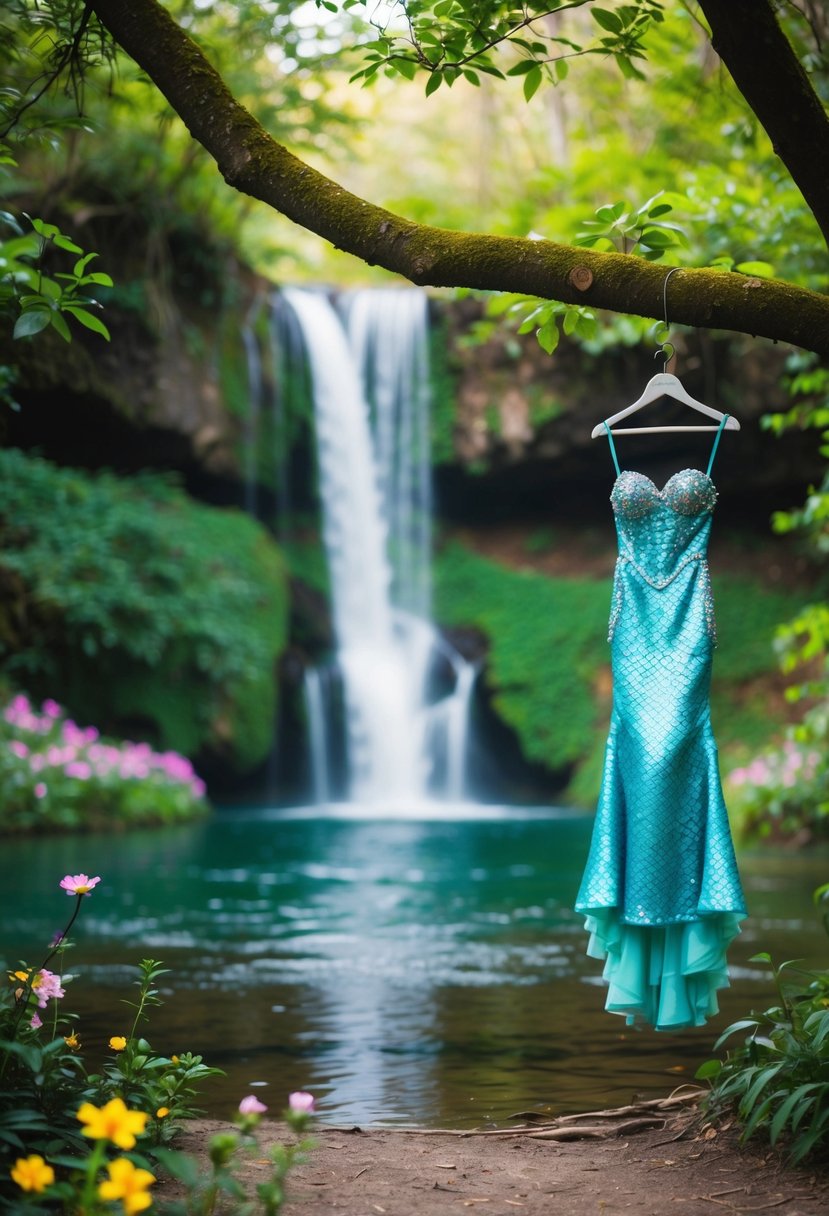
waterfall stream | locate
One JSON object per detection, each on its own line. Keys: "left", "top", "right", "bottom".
{"left": 281, "top": 286, "right": 476, "bottom": 806}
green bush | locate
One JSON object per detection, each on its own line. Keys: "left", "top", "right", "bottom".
{"left": 698, "top": 909, "right": 829, "bottom": 1164}
{"left": 0, "top": 450, "right": 289, "bottom": 774}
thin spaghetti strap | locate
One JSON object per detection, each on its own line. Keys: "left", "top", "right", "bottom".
{"left": 706, "top": 414, "right": 729, "bottom": 478}
{"left": 603, "top": 422, "right": 621, "bottom": 477}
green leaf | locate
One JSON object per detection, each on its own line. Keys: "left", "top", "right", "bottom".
{"left": 30, "top": 217, "right": 58, "bottom": 239}
{"left": 592, "top": 8, "right": 623, "bottom": 33}
{"left": 562, "top": 307, "right": 579, "bottom": 336}
{"left": 596, "top": 201, "right": 627, "bottom": 223}
{"left": 52, "top": 235, "right": 83, "bottom": 254}
{"left": 713, "top": 1018, "right": 760, "bottom": 1050}
{"left": 393, "top": 57, "right": 417, "bottom": 81}
{"left": 424, "top": 71, "right": 442, "bottom": 97}
{"left": 523, "top": 65, "right": 543, "bottom": 102}
{"left": 536, "top": 319, "right": 559, "bottom": 355}
{"left": 617, "top": 55, "right": 646, "bottom": 81}
{"left": 50, "top": 311, "right": 72, "bottom": 342}
{"left": 735, "top": 261, "right": 775, "bottom": 279}
{"left": 13, "top": 309, "right": 51, "bottom": 339}
{"left": 638, "top": 228, "right": 677, "bottom": 248}
{"left": 770, "top": 1084, "right": 823, "bottom": 1146}
{"left": 63, "top": 305, "right": 111, "bottom": 340}
{"left": 695, "top": 1059, "right": 722, "bottom": 1081}
{"left": 554, "top": 59, "right": 569, "bottom": 83}
{"left": 507, "top": 60, "right": 537, "bottom": 76}
{"left": 749, "top": 952, "right": 773, "bottom": 965}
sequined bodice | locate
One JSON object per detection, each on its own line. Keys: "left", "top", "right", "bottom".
{"left": 610, "top": 468, "right": 717, "bottom": 596}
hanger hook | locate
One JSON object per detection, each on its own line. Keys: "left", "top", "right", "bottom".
{"left": 654, "top": 340, "right": 675, "bottom": 368}
{"left": 662, "top": 266, "right": 681, "bottom": 330}
{"left": 655, "top": 266, "right": 682, "bottom": 370}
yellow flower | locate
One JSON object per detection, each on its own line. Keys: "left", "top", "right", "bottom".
{"left": 98, "top": 1157, "right": 155, "bottom": 1215}
{"left": 170, "top": 1054, "right": 180, "bottom": 1065}
{"left": 64, "top": 1033, "right": 80, "bottom": 1049}
{"left": 11, "top": 1154, "right": 55, "bottom": 1193}
{"left": 8, "top": 969, "right": 30, "bottom": 984}
{"left": 109, "top": 1035, "right": 128, "bottom": 1051}
{"left": 77, "top": 1098, "right": 148, "bottom": 1150}
{"left": 156, "top": 1106, "right": 170, "bottom": 1118}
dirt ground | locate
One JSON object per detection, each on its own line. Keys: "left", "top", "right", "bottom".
{"left": 166, "top": 1097, "right": 829, "bottom": 1216}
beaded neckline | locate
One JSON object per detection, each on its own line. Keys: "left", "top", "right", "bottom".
{"left": 612, "top": 468, "right": 715, "bottom": 496}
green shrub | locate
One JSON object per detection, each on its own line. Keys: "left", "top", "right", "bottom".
{"left": 0, "top": 450, "right": 289, "bottom": 774}
{"left": 698, "top": 921, "right": 829, "bottom": 1163}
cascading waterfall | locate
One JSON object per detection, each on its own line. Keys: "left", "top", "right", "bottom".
{"left": 281, "top": 286, "right": 476, "bottom": 806}
{"left": 303, "top": 667, "right": 331, "bottom": 805}
{"left": 241, "top": 303, "right": 264, "bottom": 520}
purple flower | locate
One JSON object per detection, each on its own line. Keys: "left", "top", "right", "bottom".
{"left": 238, "top": 1095, "right": 268, "bottom": 1115}
{"left": 31, "top": 1012, "right": 42, "bottom": 1030}
{"left": 288, "top": 1092, "right": 315, "bottom": 1114}
{"left": 42, "top": 699, "right": 62, "bottom": 719}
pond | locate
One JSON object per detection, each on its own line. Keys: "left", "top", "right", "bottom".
{"left": 1, "top": 806, "right": 826, "bottom": 1128}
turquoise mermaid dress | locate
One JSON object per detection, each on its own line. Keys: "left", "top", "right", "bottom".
{"left": 576, "top": 417, "right": 746, "bottom": 1030}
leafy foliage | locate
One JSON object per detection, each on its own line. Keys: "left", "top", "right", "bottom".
{"left": 0, "top": 450, "right": 289, "bottom": 773}
{"left": 346, "top": 0, "right": 666, "bottom": 92}
{"left": 721, "top": 355, "right": 829, "bottom": 840}
{"left": 698, "top": 938, "right": 829, "bottom": 1165}
{"left": 0, "top": 142, "right": 114, "bottom": 347}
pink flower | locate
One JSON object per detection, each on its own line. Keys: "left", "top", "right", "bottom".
{"left": 9, "top": 741, "right": 29, "bottom": 759}
{"left": 30, "top": 755, "right": 45, "bottom": 772}
{"left": 64, "top": 761, "right": 92, "bottom": 780}
{"left": 34, "top": 783, "right": 47, "bottom": 799}
{"left": 33, "top": 969, "right": 65, "bottom": 1008}
{"left": 42, "top": 699, "right": 62, "bottom": 718}
{"left": 30, "top": 1012, "right": 43, "bottom": 1029}
{"left": 238, "top": 1095, "right": 268, "bottom": 1115}
{"left": 288, "top": 1092, "right": 315, "bottom": 1114}
{"left": 59, "top": 874, "right": 101, "bottom": 897}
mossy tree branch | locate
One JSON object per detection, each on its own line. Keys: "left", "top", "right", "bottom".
{"left": 89, "top": 0, "right": 829, "bottom": 356}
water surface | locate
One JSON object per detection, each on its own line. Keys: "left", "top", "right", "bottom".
{"left": 1, "top": 806, "right": 825, "bottom": 1128}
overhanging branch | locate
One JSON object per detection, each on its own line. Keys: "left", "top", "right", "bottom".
{"left": 89, "top": 0, "right": 829, "bottom": 356}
